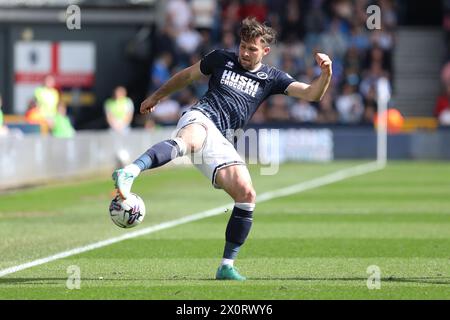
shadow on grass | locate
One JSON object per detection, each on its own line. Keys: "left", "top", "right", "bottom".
{"left": 1, "top": 276, "right": 449, "bottom": 286}
{"left": 248, "top": 276, "right": 450, "bottom": 285}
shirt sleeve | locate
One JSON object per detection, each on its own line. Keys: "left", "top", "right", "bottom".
{"left": 270, "top": 69, "right": 296, "bottom": 95}
{"left": 200, "top": 49, "right": 222, "bottom": 75}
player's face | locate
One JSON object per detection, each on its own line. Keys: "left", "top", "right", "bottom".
{"left": 238, "top": 37, "right": 270, "bottom": 70}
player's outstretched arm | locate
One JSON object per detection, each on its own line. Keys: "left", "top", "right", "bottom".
{"left": 140, "top": 61, "right": 206, "bottom": 114}
{"left": 286, "top": 53, "right": 332, "bottom": 102}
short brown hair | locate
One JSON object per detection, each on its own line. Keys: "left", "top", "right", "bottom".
{"left": 239, "top": 17, "right": 276, "bottom": 46}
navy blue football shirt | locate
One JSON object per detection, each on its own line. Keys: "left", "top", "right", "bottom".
{"left": 192, "top": 49, "right": 296, "bottom": 136}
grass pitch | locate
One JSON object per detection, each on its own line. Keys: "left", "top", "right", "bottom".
{"left": 0, "top": 161, "right": 449, "bottom": 299}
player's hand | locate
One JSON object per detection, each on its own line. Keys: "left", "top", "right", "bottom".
{"left": 315, "top": 53, "right": 332, "bottom": 76}
{"left": 140, "top": 96, "right": 159, "bottom": 114}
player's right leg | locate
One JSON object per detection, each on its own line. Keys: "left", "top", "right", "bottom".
{"left": 113, "top": 113, "right": 207, "bottom": 199}
{"left": 214, "top": 164, "right": 256, "bottom": 281}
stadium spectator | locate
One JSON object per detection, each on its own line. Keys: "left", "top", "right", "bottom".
{"left": 240, "top": 0, "right": 268, "bottom": 24}
{"left": 319, "top": 18, "right": 349, "bottom": 62}
{"left": 370, "top": 28, "right": 395, "bottom": 52}
{"left": 290, "top": 98, "right": 318, "bottom": 123}
{"left": 190, "top": 0, "right": 217, "bottom": 30}
{"left": 50, "top": 101, "right": 75, "bottom": 138}
{"left": 104, "top": 86, "right": 135, "bottom": 133}
{"left": 438, "top": 105, "right": 450, "bottom": 125}
{"left": 279, "top": 51, "right": 302, "bottom": 80}
{"left": 149, "top": 96, "right": 180, "bottom": 125}
{"left": 175, "top": 23, "right": 203, "bottom": 62}
{"left": 34, "top": 75, "right": 60, "bottom": 127}
{"left": 444, "top": 0, "right": 450, "bottom": 58}
{"left": 316, "top": 91, "right": 338, "bottom": 124}
{"left": 298, "top": 65, "right": 317, "bottom": 86}
{"left": 154, "top": 22, "right": 178, "bottom": 60}
{"left": 362, "top": 103, "right": 377, "bottom": 125}
{"left": 266, "top": 95, "right": 291, "bottom": 122}
{"left": 249, "top": 101, "right": 268, "bottom": 124}
{"left": 435, "top": 81, "right": 450, "bottom": 125}
{"left": 151, "top": 52, "right": 173, "bottom": 91}
{"left": 343, "top": 65, "right": 360, "bottom": 89}
{"left": 379, "top": 0, "right": 398, "bottom": 30}
{"left": 197, "top": 29, "right": 214, "bottom": 57}
{"left": 24, "top": 99, "right": 39, "bottom": 122}
{"left": 441, "top": 61, "right": 450, "bottom": 85}
{"left": 277, "top": 34, "right": 306, "bottom": 72}
{"left": 336, "top": 82, "right": 364, "bottom": 124}
{"left": 178, "top": 87, "right": 198, "bottom": 114}
{"left": 166, "top": 0, "right": 193, "bottom": 34}
{"left": 25, "top": 99, "right": 47, "bottom": 133}
{"left": 360, "top": 62, "right": 388, "bottom": 99}
{"left": 220, "top": 0, "right": 242, "bottom": 33}
{"left": 362, "top": 85, "right": 378, "bottom": 124}
{"left": 349, "top": 24, "right": 371, "bottom": 53}
{"left": 279, "top": 0, "right": 305, "bottom": 41}
{"left": 304, "top": 0, "right": 327, "bottom": 43}
{"left": 220, "top": 30, "right": 239, "bottom": 52}
{"left": 345, "top": 45, "right": 363, "bottom": 73}
{"left": 331, "top": 0, "right": 353, "bottom": 24}
{"left": 364, "top": 45, "right": 392, "bottom": 75}
{"left": 354, "top": 0, "right": 370, "bottom": 25}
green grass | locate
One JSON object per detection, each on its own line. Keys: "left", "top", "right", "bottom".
{"left": 0, "top": 161, "right": 449, "bottom": 299}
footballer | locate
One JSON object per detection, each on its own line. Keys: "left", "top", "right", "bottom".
{"left": 113, "top": 17, "right": 332, "bottom": 280}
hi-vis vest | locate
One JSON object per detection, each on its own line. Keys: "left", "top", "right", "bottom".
{"left": 34, "top": 87, "right": 59, "bottom": 119}
{"left": 104, "top": 97, "right": 133, "bottom": 120}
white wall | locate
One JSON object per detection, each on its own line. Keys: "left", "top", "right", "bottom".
{"left": 0, "top": 128, "right": 175, "bottom": 190}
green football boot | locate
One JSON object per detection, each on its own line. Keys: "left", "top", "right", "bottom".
{"left": 215, "top": 265, "right": 246, "bottom": 281}
{"left": 112, "top": 168, "right": 135, "bottom": 200}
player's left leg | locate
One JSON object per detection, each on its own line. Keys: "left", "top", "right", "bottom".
{"left": 113, "top": 111, "right": 207, "bottom": 199}
{"left": 214, "top": 164, "right": 256, "bottom": 281}
{"left": 112, "top": 137, "right": 188, "bottom": 199}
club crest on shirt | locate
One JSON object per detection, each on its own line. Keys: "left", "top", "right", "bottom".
{"left": 256, "top": 71, "right": 268, "bottom": 79}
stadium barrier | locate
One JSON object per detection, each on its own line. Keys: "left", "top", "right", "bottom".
{"left": 0, "top": 129, "right": 174, "bottom": 190}
{"left": 0, "top": 127, "right": 449, "bottom": 190}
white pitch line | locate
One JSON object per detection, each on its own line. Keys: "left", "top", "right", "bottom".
{"left": 0, "top": 161, "right": 384, "bottom": 278}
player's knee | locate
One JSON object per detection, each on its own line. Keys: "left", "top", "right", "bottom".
{"left": 176, "top": 124, "right": 206, "bottom": 153}
{"left": 236, "top": 184, "right": 256, "bottom": 204}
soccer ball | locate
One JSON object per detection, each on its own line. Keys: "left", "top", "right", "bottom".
{"left": 109, "top": 193, "right": 146, "bottom": 228}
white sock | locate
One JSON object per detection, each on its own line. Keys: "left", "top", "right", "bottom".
{"left": 221, "top": 258, "right": 234, "bottom": 267}
{"left": 235, "top": 202, "right": 256, "bottom": 211}
{"left": 124, "top": 163, "right": 141, "bottom": 177}
{"left": 173, "top": 137, "right": 187, "bottom": 156}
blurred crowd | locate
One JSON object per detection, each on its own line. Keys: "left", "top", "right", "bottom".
{"left": 0, "top": 76, "right": 134, "bottom": 138}
{"left": 0, "top": 75, "right": 76, "bottom": 138}
{"left": 144, "top": 0, "right": 397, "bottom": 128}
{"left": 0, "top": 0, "right": 401, "bottom": 138}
